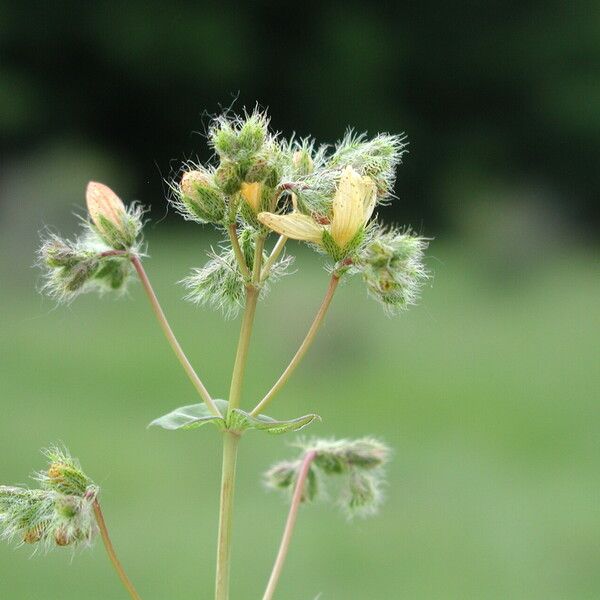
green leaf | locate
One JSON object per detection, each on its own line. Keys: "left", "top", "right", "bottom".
{"left": 149, "top": 399, "right": 228, "bottom": 431}
{"left": 228, "top": 409, "right": 320, "bottom": 435}
{"left": 149, "top": 399, "right": 320, "bottom": 435}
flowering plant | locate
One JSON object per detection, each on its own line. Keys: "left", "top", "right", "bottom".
{"left": 1, "top": 108, "right": 428, "bottom": 599}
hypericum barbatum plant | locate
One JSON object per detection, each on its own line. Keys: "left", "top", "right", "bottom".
{"left": 5, "top": 106, "right": 430, "bottom": 599}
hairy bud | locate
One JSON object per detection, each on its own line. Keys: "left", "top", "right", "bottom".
{"left": 265, "top": 437, "right": 390, "bottom": 519}
{"left": 292, "top": 149, "right": 314, "bottom": 176}
{"left": 340, "top": 471, "right": 381, "bottom": 518}
{"left": 0, "top": 448, "right": 99, "bottom": 551}
{"left": 357, "top": 228, "right": 429, "bottom": 315}
{"left": 40, "top": 448, "right": 95, "bottom": 498}
{"left": 86, "top": 182, "right": 142, "bottom": 249}
{"left": 43, "top": 238, "right": 81, "bottom": 268}
{"left": 215, "top": 160, "right": 242, "bottom": 195}
{"left": 54, "top": 527, "right": 71, "bottom": 547}
{"left": 179, "top": 170, "right": 226, "bottom": 223}
{"left": 264, "top": 460, "right": 299, "bottom": 491}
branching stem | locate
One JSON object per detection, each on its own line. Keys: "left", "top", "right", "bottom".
{"left": 251, "top": 274, "right": 340, "bottom": 417}
{"left": 129, "top": 255, "right": 221, "bottom": 417}
{"left": 227, "top": 223, "right": 252, "bottom": 280}
{"left": 262, "top": 451, "right": 317, "bottom": 600}
{"left": 93, "top": 500, "right": 142, "bottom": 600}
{"left": 215, "top": 234, "right": 266, "bottom": 600}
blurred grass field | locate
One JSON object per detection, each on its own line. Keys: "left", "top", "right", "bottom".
{"left": 0, "top": 232, "right": 598, "bottom": 599}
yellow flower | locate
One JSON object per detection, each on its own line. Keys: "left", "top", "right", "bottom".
{"left": 258, "top": 166, "right": 376, "bottom": 252}
{"left": 240, "top": 181, "right": 263, "bottom": 213}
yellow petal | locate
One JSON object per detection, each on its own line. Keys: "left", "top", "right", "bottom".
{"left": 257, "top": 212, "right": 323, "bottom": 244}
{"left": 240, "top": 181, "right": 263, "bottom": 213}
{"left": 331, "top": 166, "right": 375, "bottom": 248}
{"left": 86, "top": 181, "right": 126, "bottom": 232}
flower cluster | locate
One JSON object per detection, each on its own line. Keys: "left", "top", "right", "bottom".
{"left": 173, "top": 108, "right": 428, "bottom": 316}
{"left": 0, "top": 447, "right": 98, "bottom": 550}
{"left": 38, "top": 183, "right": 144, "bottom": 302}
{"left": 264, "top": 437, "right": 390, "bottom": 518}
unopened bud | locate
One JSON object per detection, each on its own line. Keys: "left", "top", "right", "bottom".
{"left": 86, "top": 182, "right": 125, "bottom": 234}
{"left": 264, "top": 460, "right": 299, "bottom": 491}
{"left": 47, "top": 462, "right": 89, "bottom": 497}
{"left": 292, "top": 149, "right": 314, "bottom": 176}
{"left": 23, "top": 524, "right": 45, "bottom": 544}
{"left": 63, "top": 259, "right": 99, "bottom": 293}
{"left": 238, "top": 114, "right": 268, "bottom": 154}
{"left": 54, "top": 527, "right": 71, "bottom": 547}
{"left": 342, "top": 471, "right": 380, "bottom": 517}
{"left": 180, "top": 170, "right": 226, "bottom": 223}
{"left": 245, "top": 157, "right": 271, "bottom": 183}
{"left": 215, "top": 161, "right": 241, "bottom": 195}
{"left": 43, "top": 239, "right": 80, "bottom": 268}
{"left": 86, "top": 182, "right": 140, "bottom": 249}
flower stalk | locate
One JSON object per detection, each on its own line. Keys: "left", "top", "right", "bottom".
{"left": 260, "top": 235, "right": 288, "bottom": 283}
{"left": 252, "top": 273, "right": 340, "bottom": 417}
{"left": 262, "top": 450, "right": 317, "bottom": 600}
{"left": 130, "top": 255, "right": 221, "bottom": 418}
{"left": 93, "top": 500, "right": 142, "bottom": 600}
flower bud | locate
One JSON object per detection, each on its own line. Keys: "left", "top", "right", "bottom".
{"left": 46, "top": 461, "right": 90, "bottom": 497}
{"left": 86, "top": 182, "right": 140, "bottom": 249}
{"left": 86, "top": 182, "right": 124, "bottom": 234}
{"left": 210, "top": 111, "right": 269, "bottom": 161}
{"left": 63, "top": 259, "right": 99, "bottom": 293}
{"left": 215, "top": 161, "right": 242, "bottom": 195}
{"left": 180, "top": 170, "right": 226, "bottom": 223}
{"left": 23, "top": 524, "right": 45, "bottom": 544}
{"left": 43, "top": 239, "right": 80, "bottom": 268}
{"left": 358, "top": 228, "right": 428, "bottom": 314}
{"left": 292, "top": 149, "right": 314, "bottom": 176}
{"left": 238, "top": 114, "right": 268, "bottom": 154}
{"left": 264, "top": 460, "right": 299, "bottom": 491}
{"left": 341, "top": 471, "right": 381, "bottom": 518}
{"left": 245, "top": 157, "right": 272, "bottom": 183}
{"left": 54, "top": 527, "right": 71, "bottom": 547}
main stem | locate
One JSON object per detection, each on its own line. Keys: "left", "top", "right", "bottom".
{"left": 251, "top": 274, "right": 340, "bottom": 417}
{"left": 214, "top": 431, "right": 241, "bottom": 600}
{"left": 93, "top": 500, "right": 142, "bottom": 600}
{"left": 130, "top": 255, "right": 221, "bottom": 418}
{"left": 262, "top": 451, "right": 317, "bottom": 600}
{"left": 215, "top": 235, "right": 265, "bottom": 600}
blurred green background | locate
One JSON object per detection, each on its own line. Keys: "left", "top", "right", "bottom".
{"left": 1, "top": 2, "right": 599, "bottom": 599}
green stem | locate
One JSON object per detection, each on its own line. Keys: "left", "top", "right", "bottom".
{"left": 130, "top": 256, "right": 221, "bottom": 418}
{"left": 214, "top": 432, "right": 241, "bottom": 600}
{"left": 262, "top": 451, "right": 317, "bottom": 600}
{"left": 215, "top": 235, "right": 265, "bottom": 600}
{"left": 227, "top": 286, "right": 259, "bottom": 413}
{"left": 227, "top": 224, "right": 251, "bottom": 281}
{"left": 260, "top": 235, "right": 287, "bottom": 283}
{"left": 93, "top": 500, "right": 142, "bottom": 600}
{"left": 251, "top": 273, "right": 340, "bottom": 417}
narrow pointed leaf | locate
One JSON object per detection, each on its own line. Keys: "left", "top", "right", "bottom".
{"left": 228, "top": 409, "right": 320, "bottom": 434}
